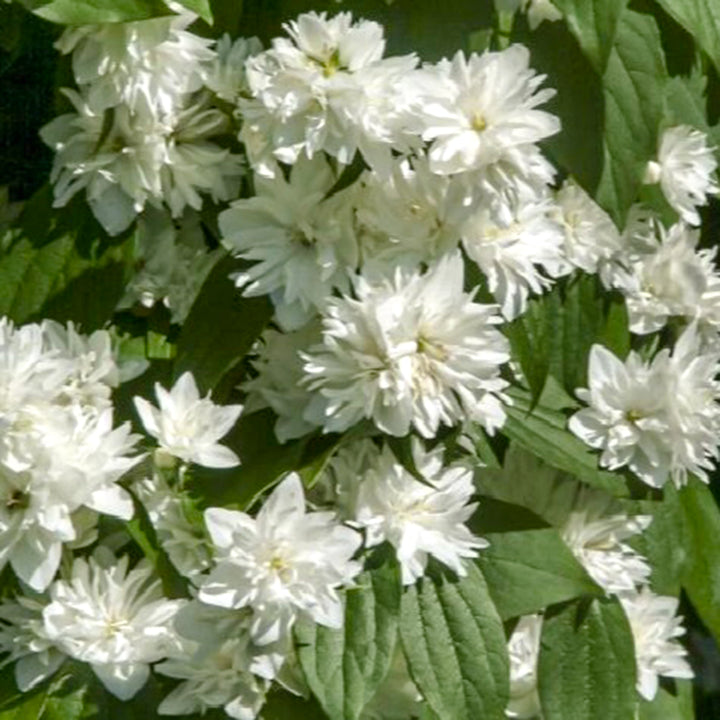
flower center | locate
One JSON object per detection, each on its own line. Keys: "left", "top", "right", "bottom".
{"left": 266, "top": 549, "right": 293, "bottom": 582}
{"left": 103, "top": 616, "right": 129, "bottom": 638}
{"left": 5, "top": 489, "right": 29, "bottom": 512}
{"left": 417, "top": 335, "right": 447, "bottom": 362}
{"left": 471, "top": 112, "right": 488, "bottom": 132}
{"left": 289, "top": 227, "right": 314, "bottom": 248}
{"left": 322, "top": 49, "right": 342, "bottom": 77}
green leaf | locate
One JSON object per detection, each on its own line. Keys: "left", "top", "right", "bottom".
{"left": 662, "top": 66, "right": 720, "bottom": 152}
{"left": 261, "top": 689, "right": 328, "bottom": 720}
{"left": 0, "top": 665, "right": 30, "bottom": 714}
{"left": 596, "top": 9, "right": 667, "bottom": 226}
{"left": 663, "top": 67, "right": 712, "bottom": 132}
{"left": 654, "top": 0, "right": 720, "bottom": 76}
{"left": 597, "top": 293, "right": 630, "bottom": 360}
{"left": 400, "top": 562, "right": 509, "bottom": 720}
{"left": 0, "top": 668, "right": 86, "bottom": 720}
{"left": 519, "top": 18, "right": 604, "bottom": 193}
{"left": 21, "top": 0, "right": 171, "bottom": 24}
{"left": 537, "top": 599, "right": 637, "bottom": 720}
{"left": 173, "top": 254, "right": 272, "bottom": 393}
{"left": 476, "top": 529, "right": 600, "bottom": 621}
{"left": 504, "top": 289, "right": 556, "bottom": 406}
{"left": 638, "top": 682, "right": 694, "bottom": 720}
{"left": 0, "top": 692, "right": 45, "bottom": 720}
{"left": 189, "top": 409, "right": 309, "bottom": 510}
{"left": 386, "top": 435, "right": 432, "bottom": 486}
{"left": 0, "top": 194, "right": 132, "bottom": 330}
{"left": 502, "top": 387, "right": 630, "bottom": 496}
{"left": 550, "top": 0, "right": 628, "bottom": 72}
{"left": 297, "top": 425, "right": 369, "bottom": 490}
{"left": 0, "top": 233, "right": 124, "bottom": 328}
{"left": 42, "top": 684, "right": 87, "bottom": 720}
{"left": 504, "top": 276, "right": 629, "bottom": 405}
{"left": 626, "top": 488, "right": 686, "bottom": 597}
{"left": 677, "top": 479, "right": 720, "bottom": 644}
{"left": 470, "top": 497, "right": 550, "bottom": 534}
{"left": 174, "top": 0, "right": 212, "bottom": 24}
{"left": 295, "top": 560, "right": 402, "bottom": 720}
{"left": 552, "top": 276, "right": 621, "bottom": 394}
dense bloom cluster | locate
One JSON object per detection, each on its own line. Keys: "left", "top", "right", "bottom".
{"left": 644, "top": 125, "right": 718, "bottom": 225}
{"left": 0, "top": 319, "right": 139, "bottom": 591}
{"left": 324, "top": 439, "right": 487, "bottom": 584}
{"left": 0, "top": 555, "right": 184, "bottom": 699}
{"left": 6, "top": 4, "right": 717, "bottom": 719}
{"left": 42, "top": 11, "right": 242, "bottom": 236}
{"left": 301, "top": 254, "right": 511, "bottom": 437}
{"left": 198, "top": 474, "right": 362, "bottom": 654}
{"left": 569, "top": 323, "right": 720, "bottom": 487}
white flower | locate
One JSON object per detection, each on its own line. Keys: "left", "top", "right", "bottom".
{"left": 158, "top": 636, "right": 268, "bottom": 719}
{"left": 605, "top": 221, "right": 720, "bottom": 336}
{"left": 55, "top": 12, "right": 214, "bottom": 118}
{"left": 619, "top": 587, "right": 693, "bottom": 701}
{"left": 552, "top": 179, "right": 622, "bottom": 275}
{"left": 134, "top": 371, "right": 243, "bottom": 468}
{"left": 205, "top": 35, "right": 263, "bottom": 103}
{"left": 356, "top": 157, "right": 470, "bottom": 274}
{"left": 342, "top": 442, "right": 487, "bottom": 584}
{"left": 560, "top": 489, "right": 651, "bottom": 595}
{"left": 41, "top": 322, "right": 119, "bottom": 409}
{"left": 569, "top": 324, "right": 720, "bottom": 487}
{"left": 119, "top": 208, "right": 221, "bottom": 323}
{"left": 569, "top": 345, "right": 673, "bottom": 487}
{"left": 461, "top": 192, "right": 567, "bottom": 320}
{"left": 417, "top": 46, "right": 559, "bottom": 178}
{"left": 506, "top": 614, "right": 543, "bottom": 719}
{"left": 662, "top": 322, "right": 720, "bottom": 484}
{"left": 157, "top": 604, "right": 268, "bottom": 719}
{"left": 169, "top": 600, "right": 288, "bottom": 681}
{"left": 40, "top": 92, "right": 166, "bottom": 235}
{"left": 219, "top": 155, "right": 357, "bottom": 330}
{"left": 40, "top": 91, "right": 242, "bottom": 236}
{"left": 134, "top": 473, "right": 212, "bottom": 581}
{"left": 160, "top": 104, "right": 243, "bottom": 218}
{"left": 242, "top": 323, "right": 321, "bottom": 443}
{"left": 524, "top": 0, "right": 563, "bottom": 29}
{"left": 240, "top": 11, "right": 419, "bottom": 174}
{"left": 0, "top": 319, "right": 141, "bottom": 590}
{"left": 644, "top": 125, "right": 718, "bottom": 226}
{"left": 302, "top": 253, "right": 510, "bottom": 438}
{"left": 198, "top": 473, "right": 362, "bottom": 647}
{"left": 42, "top": 555, "right": 185, "bottom": 700}
{"left": 494, "top": 1, "right": 562, "bottom": 30}
{"left": 0, "top": 595, "right": 65, "bottom": 692}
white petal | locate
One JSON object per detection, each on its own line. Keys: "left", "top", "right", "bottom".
{"left": 92, "top": 662, "right": 149, "bottom": 701}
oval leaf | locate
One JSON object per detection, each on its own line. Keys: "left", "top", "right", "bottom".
{"left": 503, "top": 388, "right": 630, "bottom": 497}
{"left": 295, "top": 559, "right": 402, "bottom": 720}
{"left": 400, "top": 562, "right": 509, "bottom": 720}
{"left": 538, "top": 598, "right": 637, "bottom": 720}
{"left": 476, "top": 529, "right": 600, "bottom": 621}
{"left": 24, "top": 0, "right": 170, "bottom": 24}
{"left": 173, "top": 255, "right": 272, "bottom": 393}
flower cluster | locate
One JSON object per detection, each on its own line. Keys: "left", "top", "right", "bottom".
{"left": 42, "top": 12, "right": 243, "bottom": 236}
{"left": 0, "top": 319, "right": 139, "bottom": 591}
{"left": 569, "top": 323, "right": 720, "bottom": 487}
{"left": 4, "top": 4, "right": 717, "bottom": 720}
